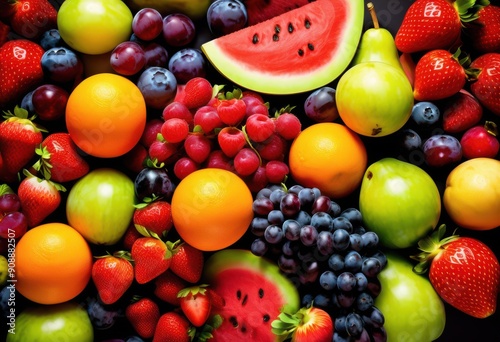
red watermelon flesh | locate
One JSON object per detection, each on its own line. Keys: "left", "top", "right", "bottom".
{"left": 202, "top": 0, "right": 364, "bottom": 94}
{"left": 243, "top": 0, "right": 313, "bottom": 25}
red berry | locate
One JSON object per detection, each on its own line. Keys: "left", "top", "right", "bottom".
{"left": 217, "top": 126, "right": 247, "bottom": 157}
{"left": 245, "top": 113, "right": 275, "bottom": 142}
{"left": 244, "top": 165, "right": 268, "bottom": 193}
{"left": 149, "top": 140, "right": 179, "bottom": 163}
{"left": 233, "top": 147, "right": 260, "bottom": 176}
{"left": 162, "top": 101, "right": 194, "bottom": 129}
{"left": 205, "top": 150, "right": 234, "bottom": 171}
{"left": 256, "top": 133, "right": 287, "bottom": 161}
{"left": 265, "top": 160, "right": 289, "bottom": 183}
{"left": 141, "top": 119, "right": 163, "bottom": 148}
{"left": 242, "top": 94, "right": 269, "bottom": 118}
{"left": 182, "top": 77, "right": 213, "bottom": 109}
{"left": 32, "top": 84, "right": 69, "bottom": 121}
{"left": 275, "top": 113, "right": 302, "bottom": 140}
{"left": 193, "top": 105, "right": 224, "bottom": 134}
{"left": 460, "top": 122, "right": 500, "bottom": 159}
{"left": 174, "top": 157, "right": 199, "bottom": 180}
{"left": 184, "top": 134, "right": 212, "bottom": 163}
{"left": 161, "top": 118, "right": 190, "bottom": 143}
{"left": 217, "top": 98, "right": 246, "bottom": 126}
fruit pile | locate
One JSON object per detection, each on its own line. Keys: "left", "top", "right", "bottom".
{"left": 0, "top": 0, "right": 500, "bottom": 341}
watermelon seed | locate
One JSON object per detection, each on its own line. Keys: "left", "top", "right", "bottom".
{"left": 263, "top": 314, "right": 270, "bottom": 322}
{"left": 236, "top": 289, "right": 241, "bottom": 300}
{"left": 273, "top": 34, "right": 279, "bottom": 42}
{"left": 229, "top": 316, "right": 238, "bottom": 327}
{"left": 252, "top": 34, "right": 259, "bottom": 44}
{"left": 288, "top": 23, "right": 294, "bottom": 33}
{"left": 259, "top": 288, "right": 264, "bottom": 298}
{"left": 298, "top": 49, "right": 304, "bottom": 56}
{"left": 308, "top": 43, "right": 314, "bottom": 51}
{"left": 242, "top": 294, "right": 248, "bottom": 305}
{"left": 275, "top": 25, "right": 281, "bottom": 34}
{"left": 305, "top": 18, "right": 311, "bottom": 29}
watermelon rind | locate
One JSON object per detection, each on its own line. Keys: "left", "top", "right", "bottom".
{"left": 201, "top": 0, "right": 364, "bottom": 95}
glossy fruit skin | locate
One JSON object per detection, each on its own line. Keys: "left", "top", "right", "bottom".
{"left": 168, "top": 48, "right": 207, "bottom": 84}
{"left": 422, "top": 134, "right": 463, "bottom": 167}
{"left": 136, "top": 67, "right": 177, "bottom": 109}
{"left": 336, "top": 62, "right": 413, "bottom": 137}
{"left": 304, "top": 86, "right": 339, "bottom": 123}
{"left": 359, "top": 158, "right": 441, "bottom": 249}
{"left": 443, "top": 158, "right": 500, "bottom": 230}
{"left": 162, "top": 13, "right": 196, "bottom": 47}
{"left": 32, "top": 84, "right": 69, "bottom": 121}
{"left": 460, "top": 125, "right": 500, "bottom": 159}
{"left": 57, "top": 0, "right": 133, "bottom": 55}
{"left": 207, "top": 0, "right": 248, "bottom": 37}
{"left": 5, "top": 302, "right": 93, "bottom": 342}
{"left": 66, "top": 168, "right": 136, "bottom": 245}
{"left": 40, "top": 47, "right": 83, "bottom": 84}
{"left": 374, "top": 252, "right": 445, "bottom": 342}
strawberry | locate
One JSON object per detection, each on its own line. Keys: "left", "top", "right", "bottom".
{"left": 131, "top": 235, "right": 172, "bottom": 284}
{"left": 0, "top": 39, "right": 45, "bottom": 107}
{"left": 133, "top": 200, "right": 173, "bottom": 238}
{"left": 32, "top": 133, "right": 90, "bottom": 183}
{"left": 153, "top": 311, "right": 194, "bottom": 342}
{"left": 395, "top": 0, "right": 485, "bottom": 54}
{"left": 17, "top": 170, "right": 64, "bottom": 227}
{"left": 122, "top": 222, "right": 143, "bottom": 251}
{"left": 412, "top": 225, "right": 500, "bottom": 318}
{"left": 442, "top": 89, "right": 483, "bottom": 133}
{"left": 272, "top": 305, "right": 334, "bottom": 342}
{"left": 125, "top": 297, "right": 161, "bottom": 339}
{"left": 154, "top": 270, "right": 187, "bottom": 306}
{"left": 181, "top": 77, "right": 214, "bottom": 110}
{"left": 413, "top": 49, "right": 468, "bottom": 101}
{"left": 8, "top": 0, "right": 57, "bottom": 40}
{"left": 0, "top": 107, "right": 45, "bottom": 182}
{"left": 469, "top": 52, "right": 500, "bottom": 115}
{"left": 178, "top": 285, "right": 212, "bottom": 327}
{"left": 168, "top": 240, "right": 204, "bottom": 283}
{"left": 91, "top": 252, "right": 134, "bottom": 305}
{"left": 216, "top": 98, "right": 247, "bottom": 126}
{"left": 464, "top": 4, "right": 500, "bottom": 54}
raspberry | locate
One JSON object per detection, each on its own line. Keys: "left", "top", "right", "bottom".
{"left": 217, "top": 98, "right": 247, "bottom": 126}
{"left": 245, "top": 113, "right": 275, "bottom": 143}
{"left": 217, "top": 126, "right": 247, "bottom": 157}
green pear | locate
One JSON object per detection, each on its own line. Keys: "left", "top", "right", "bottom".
{"left": 359, "top": 158, "right": 441, "bottom": 249}
{"left": 351, "top": 2, "right": 404, "bottom": 73}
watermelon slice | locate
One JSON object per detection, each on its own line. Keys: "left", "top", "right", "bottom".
{"left": 201, "top": 0, "right": 364, "bottom": 95}
{"left": 203, "top": 249, "right": 300, "bottom": 341}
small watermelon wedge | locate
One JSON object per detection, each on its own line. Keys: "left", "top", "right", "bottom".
{"left": 201, "top": 0, "right": 364, "bottom": 95}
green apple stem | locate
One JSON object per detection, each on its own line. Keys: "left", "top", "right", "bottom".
{"left": 367, "top": 2, "right": 380, "bottom": 29}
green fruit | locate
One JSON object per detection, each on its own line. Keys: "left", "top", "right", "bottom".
{"left": 6, "top": 301, "right": 93, "bottom": 341}
{"left": 203, "top": 249, "right": 300, "bottom": 341}
{"left": 201, "top": 0, "right": 364, "bottom": 94}
{"left": 359, "top": 158, "right": 441, "bottom": 249}
{"left": 336, "top": 61, "right": 413, "bottom": 137}
{"left": 66, "top": 168, "right": 136, "bottom": 245}
{"left": 0, "top": 255, "right": 7, "bottom": 286}
{"left": 375, "top": 252, "right": 446, "bottom": 341}
{"left": 351, "top": 2, "right": 405, "bottom": 74}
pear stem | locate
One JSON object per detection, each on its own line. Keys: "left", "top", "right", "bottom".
{"left": 367, "top": 2, "right": 380, "bottom": 29}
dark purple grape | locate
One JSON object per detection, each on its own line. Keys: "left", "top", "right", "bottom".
{"left": 134, "top": 167, "right": 176, "bottom": 201}
{"left": 310, "top": 212, "right": 333, "bottom": 232}
{"left": 282, "top": 240, "right": 300, "bottom": 257}
{"left": 256, "top": 187, "right": 272, "bottom": 199}
{"left": 331, "top": 216, "right": 353, "bottom": 233}
{"left": 297, "top": 187, "right": 316, "bottom": 209}
{"left": 356, "top": 292, "right": 374, "bottom": 312}
{"left": 252, "top": 197, "right": 274, "bottom": 216}
{"left": 367, "top": 278, "right": 382, "bottom": 298}
{"left": 0, "top": 193, "right": 21, "bottom": 213}
{"left": 168, "top": 48, "right": 207, "bottom": 84}
{"left": 371, "top": 250, "right": 388, "bottom": 269}
{"left": 423, "top": 134, "right": 462, "bottom": 167}
{"left": 361, "top": 231, "right": 380, "bottom": 251}
{"left": 340, "top": 208, "right": 363, "bottom": 227}
{"left": 328, "top": 253, "right": 344, "bottom": 272}
{"left": 355, "top": 329, "right": 371, "bottom": 342}
{"left": 313, "top": 293, "right": 330, "bottom": 308}
{"left": 300, "top": 224, "right": 318, "bottom": 247}
{"left": 264, "top": 225, "right": 284, "bottom": 244}
{"left": 371, "top": 327, "right": 388, "bottom": 342}
{"left": 398, "top": 128, "right": 422, "bottom": 152}
{"left": 355, "top": 272, "right": 368, "bottom": 292}
{"left": 304, "top": 86, "right": 339, "bottom": 123}
{"left": 162, "top": 13, "right": 196, "bottom": 47}
{"left": 319, "top": 270, "right": 337, "bottom": 291}
{"left": 250, "top": 217, "right": 269, "bottom": 236}
{"left": 332, "top": 228, "right": 351, "bottom": 251}
{"left": 362, "top": 257, "right": 383, "bottom": 278}
{"left": 41, "top": 46, "right": 83, "bottom": 83}
{"left": 136, "top": 66, "right": 177, "bottom": 110}
{"left": 280, "top": 192, "right": 300, "bottom": 217}
{"left": 282, "top": 219, "right": 301, "bottom": 241}
{"left": 85, "top": 296, "right": 123, "bottom": 330}
{"left": 110, "top": 41, "right": 146, "bottom": 76}
{"left": 269, "top": 188, "right": 286, "bottom": 207}
{"left": 344, "top": 250, "right": 363, "bottom": 272}
{"left": 143, "top": 42, "right": 169, "bottom": 68}
{"left": 267, "top": 209, "right": 285, "bottom": 225}
{"left": 329, "top": 201, "right": 342, "bottom": 217}
{"left": 294, "top": 210, "right": 311, "bottom": 226}
{"left": 250, "top": 238, "right": 268, "bottom": 256}
{"left": 0, "top": 211, "right": 28, "bottom": 239}
{"left": 316, "top": 231, "right": 334, "bottom": 255}
{"left": 346, "top": 312, "right": 364, "bottom": 338}
{"left": 349, "top": 233, "right": 363, "bottom": 252}
{"left": 278, "top": 254, "right": 299, "bottom": 274}
{"left": 368, "top": 306, "right": 385, "bottom": 328}
{"left": 299, "top": 259, "right": 319, "bottom": 284}
{"left": 336, "top": 291, "right": 356, "bottom": 308}
{"left": 132, "top": 7, "right": 163, "bottom": 41}
{"left": 311, "top": 195, "right": 331, "bottom": 214}
{"left": 287, "top": 184, "right": 304, "bottom": 195}
{"left": 207, "top": 0, "right": 248, "bottom": 37}
{"left": 337, "top": 272, "right": 357, "bottom": 292}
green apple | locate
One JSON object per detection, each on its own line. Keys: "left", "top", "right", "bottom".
{"left": 57, "top": 0, "right": 133, "bottom": 55}
{"left": 375, "top": 252, "right": 446, "bottom": 342}
{"left": 0, "top": 255, "right": 7, "bottom": 286}
{"left": 66, "top": 168, "right": 136, "bottom": 245}
{"left": 359, "top": 158, "right": 441, "bottom": 249}
{"left": 335, "top": 61, "right": 413, "bottom": 137}
{"left": 6, "top": 301, "right": 93, "bottom": 341}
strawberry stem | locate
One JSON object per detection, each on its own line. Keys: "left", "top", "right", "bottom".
{"left": 0, "top": 184, "right": 14, "bottom": 197}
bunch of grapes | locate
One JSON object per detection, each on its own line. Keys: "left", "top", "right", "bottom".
{"left": 249, "top": 184, "right": 388, "bottom": 342}
{"left": 0, "top": 186, "right": 27, "bottom": 240}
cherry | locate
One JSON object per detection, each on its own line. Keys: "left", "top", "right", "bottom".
{"left": 32, "top": 84, "right": 69, "bottom": 121}
{"left": 460, "top": 121, "right": 500, "bottom": 159}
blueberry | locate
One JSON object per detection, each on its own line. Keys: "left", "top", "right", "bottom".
{"left": 136, "top": 67, "right": 177, "bottom": 110}
{"left": 20, "top": 91, "right": 35, "bottom": 113}
{"left": 313, "top": 293, "right": 331, "bottom": 308}
{"left": 41, "top": 47, "right": 83, "bottom": 83}
{"left": 168, "top": 48, "right": 207, "bottom": 84}
{"left": 411, "top": 101, "right": 440, "bottom": 126}
{"left": 398, "top": 128, "right": 422, "bottom": 152}
{"left": 39, "top": 28, "right": 64, "bottom": 50}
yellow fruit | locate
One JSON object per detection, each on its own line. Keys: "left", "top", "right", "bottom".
{"left": 288, "top": 122, "right": 367, "bottom": 198}
{"left": 171, "top": 168, "right": 254, "bottom": 251}
{"left": 443, "top": 158, "right": 500, "bottom": 230}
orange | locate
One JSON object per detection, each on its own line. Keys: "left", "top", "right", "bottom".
{"left": 65, "top": 73, "right": 147, "bottom": 158}
{"left": 288, "top": 122, "right": 367, "bottom": 198}
{"left": 15, "top": 223, "right": 93, "bottom": 305}
{"left": 443, "top": 158, "right": 500, "bottom": 230}
{"left": 171, "top": 168, "right": 254, "bottom": 251}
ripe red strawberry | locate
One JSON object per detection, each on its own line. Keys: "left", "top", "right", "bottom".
{"left": 182, "top": 77, "right": 214, "bottom": 109}
{"left": 413, "top": 49, "right": 467, "bottom": 101}
{"left": 217, "top": 98, "right": 247, "bottom": 126}
{"left": 0, "top": 39, "right": 45, "bottom": 107}
{"left": 168, "top": 240, "right": 204, "bottom": 283}
{"left": 33, "top": 133, "right": 90, "bottom": 183}
{"left": 272, "top": 306, "right": 334, "bottom": 342}
{"left": 154, "top": 270, "right": 187, "bottom": 306}
{"left": 178, "top": 285, "right": 212, "bottom": 327}
{"left": 8, "top": 0, "right": 57, "bottom": 40}
{"left": 17, "top": 171, "right": 64, "bottom": 227}
{"left": 464, "top": 4, "right": 500, "bottom": 53}
{"left": 122, "top": 222, "right": 143, "bottom": 251}
{"left": 91, "top": 252, "right": 134, "bottom": 305}
{"left": 469, "top": 52, "right": 500, "bottom": 115}
{"left": 153, "top": 311, "right": 194, "bottom": 342}
{"left": 395, "top": 0, "right": 463, "bottom": 53}
{"left": 133, "top": 200, "right": 173, "bottom": 238}
{"left": 442, "top": 89, "right": 483, "bottom": 133}
{"left": 131, "top": 236, "right": 172, "bottom": 284}
{"left": 412, "top": 225, "right": 500, "bottom": 318}
{"left": 126, "top": 297, "right": 161, "bottom": 339}
{"left": 0, "top": 107, "right": 45, "bottom": 182}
